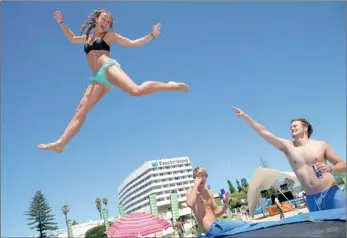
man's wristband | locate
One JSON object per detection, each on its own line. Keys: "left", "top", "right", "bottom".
{"left": 150, "top": 33, "right": 156, "bottom": 38}
{"left": 59, "top": 21, "right": 64, "bottom": 25}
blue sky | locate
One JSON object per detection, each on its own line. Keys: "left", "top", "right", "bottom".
{"left": 2, "top": 1, "right": 345, "bottom": 237}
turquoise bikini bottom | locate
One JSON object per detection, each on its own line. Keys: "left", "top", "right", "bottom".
{"left": 90, "top": 58, "right": 120, "bottom": 88}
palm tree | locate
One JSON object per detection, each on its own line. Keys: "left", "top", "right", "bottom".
{"left": 102, "top": 198, "right": 109, "bottom": 216}
{"left": 95, "top": 198, "right": 102, "bottom": 220}
{"left": 61, "top": 205, "right": 70, "bottom": 235}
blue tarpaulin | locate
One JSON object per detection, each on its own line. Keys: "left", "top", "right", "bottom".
{"left": 199, "top": 208, "right": 346, "bottom": 237}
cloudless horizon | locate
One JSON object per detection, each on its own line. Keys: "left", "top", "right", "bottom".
{"left": 2, "top": 1, "right": 346, "bottom": 237}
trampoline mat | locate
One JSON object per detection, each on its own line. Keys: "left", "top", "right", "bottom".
{"left": 228, "top": 220, "right": 346, "bottom": 237}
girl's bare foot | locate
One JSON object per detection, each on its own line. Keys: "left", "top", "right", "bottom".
{"left": 168, "top": 81, "right": 189, "bottom": 92}
{"left": 38, "top": 140, "right": 65, "bottom": 154}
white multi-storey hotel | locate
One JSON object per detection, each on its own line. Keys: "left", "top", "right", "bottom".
{"left": 117, "top": 157, "right": 194, "bottom": 219}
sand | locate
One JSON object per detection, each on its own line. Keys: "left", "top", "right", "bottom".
{"left": 250, "top": 207, "right": 310, "bottom": 222}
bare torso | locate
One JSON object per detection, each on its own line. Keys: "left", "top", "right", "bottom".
{"left": 176, "top": 221, "right": 184, "bottom": 233}
{"left": 190, "top": 189, "right": 217, "bottom": 233}
{"left": 285, "top": 140, "right": 336, "bottom": 195}
{"left": 85, "top": 34, "right": 113, "bottom": 75}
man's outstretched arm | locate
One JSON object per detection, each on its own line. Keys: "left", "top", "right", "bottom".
{"left": 232, "top": 106, "right": 290, "bottom": 153}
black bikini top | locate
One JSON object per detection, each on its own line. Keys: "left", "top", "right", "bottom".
{"left": 84, "top": 33, "right": 110, "bottom": 55}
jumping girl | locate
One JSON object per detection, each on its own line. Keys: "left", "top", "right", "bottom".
{"left": 38, "top": 9, "right": 189, "bottom": 153}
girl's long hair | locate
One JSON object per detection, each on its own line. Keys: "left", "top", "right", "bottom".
{"left": 80, "top": 9, "right": 113, "bottom": 41}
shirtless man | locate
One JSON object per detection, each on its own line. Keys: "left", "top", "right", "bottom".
{"left": 186, "top": 167, "right": 253, "bottom": 237}
{"left": 232, "top": 106, "right": 346, "bottom": 212}
{"left": 176, "top": 218, "right": 185, "bottom": 238}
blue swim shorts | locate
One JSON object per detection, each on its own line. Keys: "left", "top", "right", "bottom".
{"left": 206, "top": 220, "right": 253, "bottom": 237}
{"left": 306, "top": 185, "right": 346, "bottom": 212}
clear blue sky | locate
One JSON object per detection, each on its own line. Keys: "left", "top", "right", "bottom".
{"left": 2, "top": 1, "right": 345, "bottom": 237}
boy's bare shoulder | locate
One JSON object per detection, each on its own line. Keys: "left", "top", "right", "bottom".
{"left": 310, "top": 139, "right": 327, "bottom": 145}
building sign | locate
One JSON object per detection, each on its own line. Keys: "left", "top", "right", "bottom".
{"left": 151, "top": 158, "right": 189, "bottom": 168}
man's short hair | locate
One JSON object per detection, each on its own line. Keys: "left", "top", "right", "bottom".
{"left": 291, "top": 118, "right": 313, "bottom": 138}
{"left": 193, "top": 167, "right": 208, "bottom": 179}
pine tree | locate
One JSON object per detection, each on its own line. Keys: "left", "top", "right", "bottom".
{"left": 236, "top": 179, "right": 243, "bottom": 192}
{"left": 227, "top": 180, "right": 236, "bottom": 194}
{"left": 241, "top": 178, "right": 249, "bottom": 189}
{"left": 24, "top": 190, "right": 58, "bottom": 238}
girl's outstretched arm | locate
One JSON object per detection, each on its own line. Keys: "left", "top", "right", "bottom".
{"left": 108, "top": 23, "right": 161, "bottom": 48}
{"left": 54, "top": 10, "right": 86, "bottom": 44}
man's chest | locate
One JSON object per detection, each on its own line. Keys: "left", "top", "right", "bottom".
{"left": 287, "top": 143, "right": 325, "bottom": 165}
{"left": 197, "top": 193, "right": 212, "bottom": 207}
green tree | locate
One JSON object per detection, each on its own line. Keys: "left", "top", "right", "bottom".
{"left": 283, "top": 178, "right": 295, "bottom": 194}
{"left": 61, "top": 204, "right": 70, "bottom": 235}
{"left": 243, "top": 186, "right": 249, "bottom": 195}
{"left": 236, "top": 179, "right": 243, "bottom": 192}
{"left": 227, "top": 180, "right": 236, "bottom": 194}
{"left": 85, "top": 224, "right": 108, "bottom": 238}
{"left": 283, "top": 178, "right": 296, "bottom": 206}
{"left": 72, "top": 220, "right": 78, "bottom": 225}
{"left": 24, "top": 190, "right": 58, "bottom": 238}
{"left": 240, "top": 178, "right": 249, "bottom": 189}
{"left": 95, "top": 198, "right": 102, "bottom": 220}
{"left": 267, "top": 186, "right": 277, "bottom": 198}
